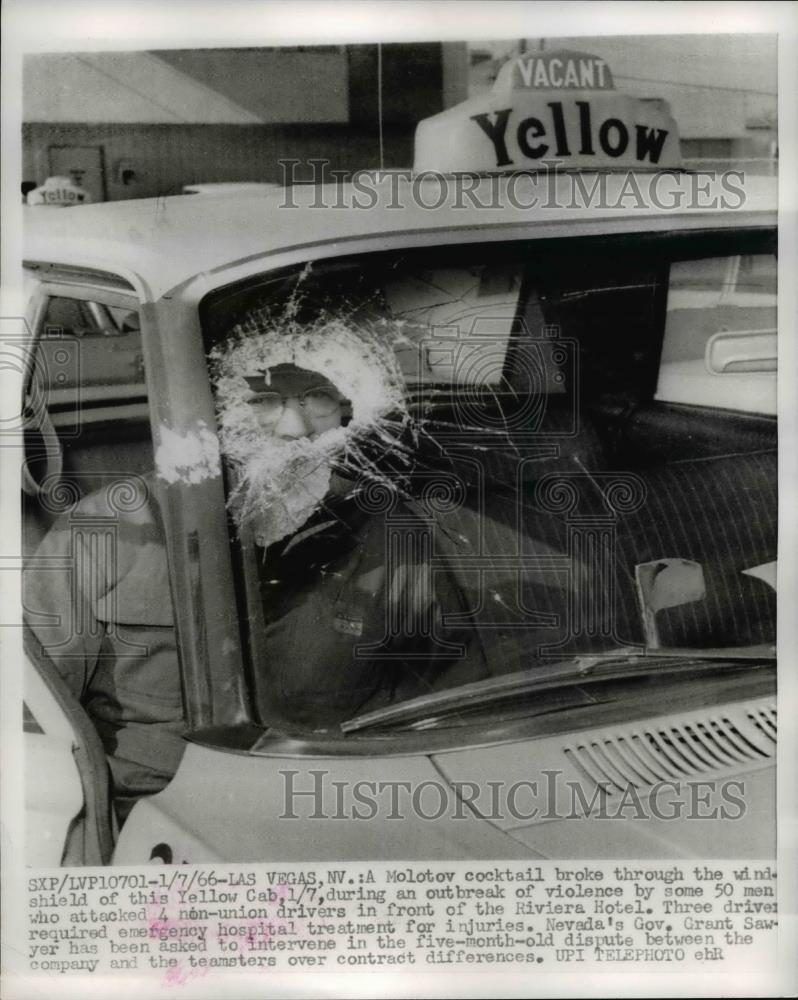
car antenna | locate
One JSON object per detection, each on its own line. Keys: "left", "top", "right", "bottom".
{"left": 377, "top": 42, "right": 385, "bottom": 174}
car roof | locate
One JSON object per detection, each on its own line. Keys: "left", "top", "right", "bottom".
{"left": 24, "top": 173, "right": 777, "bottom": 302}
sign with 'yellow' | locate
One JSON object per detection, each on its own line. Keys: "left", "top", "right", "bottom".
{"left": 414, "top": 50, "right": 681, "bottom": 174}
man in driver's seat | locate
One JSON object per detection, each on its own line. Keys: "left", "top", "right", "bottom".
{"left": 211, "top": 326, "right": 481, "bottom": 726}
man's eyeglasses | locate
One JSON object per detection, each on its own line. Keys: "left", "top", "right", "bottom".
{"left": 247, "top": 386, "right": 344, "bottom": 421}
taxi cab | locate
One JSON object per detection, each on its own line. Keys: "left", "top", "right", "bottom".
{"left": 20, "top": 50, "right": 777, "bottom": 866}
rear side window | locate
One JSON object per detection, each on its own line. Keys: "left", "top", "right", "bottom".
{"left": 656, "top": 252, "right": 777, "bottom": 413}
{"left": 38, "top": 293, "right": 145, "bottom": 404}
{"left": 23, "top": 282, "right": 151, "bottom": 539}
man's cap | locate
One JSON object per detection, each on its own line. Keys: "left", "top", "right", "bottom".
{"left": 243, "top": 364, "right": 345, "bottom": 398}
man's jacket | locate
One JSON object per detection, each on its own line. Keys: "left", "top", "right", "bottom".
{"left": 24, "top": 479, "right": 183, "bottom": 807}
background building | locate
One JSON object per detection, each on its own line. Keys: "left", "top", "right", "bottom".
{"left": 22, "top": 44, "right": 467, "bottom": 201}
{"left": 22, "top": 35, "right": 776, "bottom": 202}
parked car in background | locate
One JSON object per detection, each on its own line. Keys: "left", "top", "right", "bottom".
{"left": 182, "top": 182, "right": 281, "bottom": 195}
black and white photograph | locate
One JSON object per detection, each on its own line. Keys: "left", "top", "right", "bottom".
{"left": 2, "top": 2, "right": 796, "bottom": 997}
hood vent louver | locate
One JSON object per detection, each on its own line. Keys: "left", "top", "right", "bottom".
{"left": 564, "top": 700, "right": 776, "bottom": 792}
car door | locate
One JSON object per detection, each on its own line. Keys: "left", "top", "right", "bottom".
{"left": 24, "top": 635, "right": 115, "bottom": 867}
{"left": 22, "top": 269, "right": 152, "bottom": 865}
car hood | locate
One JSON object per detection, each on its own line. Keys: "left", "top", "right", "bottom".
{"left": 113, "top": 688, "right": 775, "bottom": 864}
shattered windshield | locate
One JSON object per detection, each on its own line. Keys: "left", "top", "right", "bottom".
{"left": 201, "top": 237, "right": 777, "bottom": 732}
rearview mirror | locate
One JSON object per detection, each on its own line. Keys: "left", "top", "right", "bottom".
{"left": 635, "top": 558, "right": 706, "bottom": 648}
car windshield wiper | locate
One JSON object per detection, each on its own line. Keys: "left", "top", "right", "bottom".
{"left": 340, "top": 644, "right": 775, "bottom": 734}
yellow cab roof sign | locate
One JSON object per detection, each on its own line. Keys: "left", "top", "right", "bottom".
{"left": 414, "top": 50, "right": 682, "bottom": 174}
{"left": 26, "top": 176, "right": 91, "bottom": 207}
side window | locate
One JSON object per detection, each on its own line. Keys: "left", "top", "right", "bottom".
{"left": 37, "top": 292, "right": 145, "bottom": 413}
{"left": 655, "top": 252, "right": 777, "bottom": 414}
{"left": 24, "top": 285, "right": 152, "bottom": 547}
